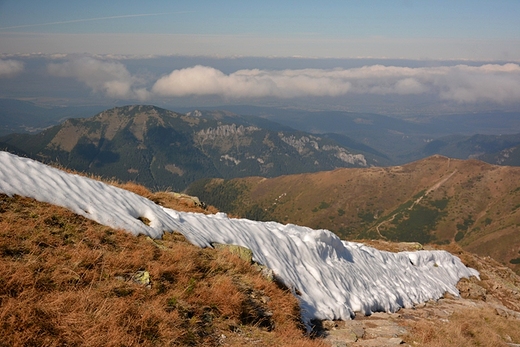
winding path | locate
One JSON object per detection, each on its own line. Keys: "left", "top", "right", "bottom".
{"left": 373, "top": 170, "right": 458, "bottom": 239}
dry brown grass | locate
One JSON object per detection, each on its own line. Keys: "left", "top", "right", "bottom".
{"left": 0, "top": 194, "right": 325, "bottom": 347}
{"left": 405, "top": 306, "right": 520, "bottom": 347}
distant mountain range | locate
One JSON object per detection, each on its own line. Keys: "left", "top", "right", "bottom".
{"left": 3, "top": 99, "right": 520, "bottom": 167}
{"left": 422, "top": 133, "right": 520, "bottom": 166}
{"left": 186, "top": 155, "right": 520, "bottom": 274}
{"left": 0, "top": 105, "right": 383, "bottom": 191}
{"left": 189, "top": 105, "right": 520, "bottom": 164}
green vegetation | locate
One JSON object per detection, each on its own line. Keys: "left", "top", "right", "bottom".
{"left": 243, "top": 204, "right": 271, "bottom": 222}
{"left": 1, "top": 105, "right": 379, "bottom": 192}
{"left": 382, "top": 205, "right": 444, "bottom": 243}
{"left": 318, "top": 201, "right": 330, "bottom": 209}
{"left": 457, "top": 216, "right": 475, "bottom": 232}
{"left": 429, "top": 198, "right": 449, "bottom": 210}
{"left": 357, "top": 210, "right": 375, "bottom": 223}
{"left": 186, "top": 179, "right": 247, "bottom": 213}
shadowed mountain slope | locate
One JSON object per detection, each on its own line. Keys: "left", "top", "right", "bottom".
{"left": 0, "top": 105, "right": 386, "bottom": 191}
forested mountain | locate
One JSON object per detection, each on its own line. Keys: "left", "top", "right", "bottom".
{"left": 0, "top": 105, "right": 384, "bottom": 191}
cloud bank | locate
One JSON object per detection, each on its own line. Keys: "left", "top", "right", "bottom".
{"left": 0, "top": 59, "right": 24, "bottom": 77}
{"left": 46, "top": 57, "right": 520, "bottom": 104}
{"left": 47, "top": 57, "right": 149, "bottom": 100}
{"left": 153, "top": 64, "right": 520, "bottom": 104}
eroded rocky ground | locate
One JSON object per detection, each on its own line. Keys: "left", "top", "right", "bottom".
{"left": 315, "top": 241, "right": 520, "bottom": 347}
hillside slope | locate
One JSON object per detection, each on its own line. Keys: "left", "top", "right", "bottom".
{"left": 0, "top": 193, "right": 324, "bottom": 347}
{"left": 187, "top": 155, "right": 520, "bottom": 274}
{"left": 0, "top": 105, "right": 386, "bottom": 191}
{"left": 1, "top": 159, "right": 519, "bottom": 346}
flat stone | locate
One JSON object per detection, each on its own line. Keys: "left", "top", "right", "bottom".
{"left": 397, "top": 242, "right": 423, "bottom": 251}
{"left": 388, "top": 337, "right": 404, "bottom": 345}
{"left": 350, "top": 325, "right": 365, "bottom": 338}
{"left": 354, "top": 337, "right": 404, "bottom": 346}
{"left": 212, "top": 243, "right": 253, "bottom": 263}
{"left": 364, "top": 324, "right": 407, "bottom": 339}
{"left": 325, "top": 329, "right": 358, "bottom": 344}
{"left": 322, "top": 320, "right": 339, "bottom": 330}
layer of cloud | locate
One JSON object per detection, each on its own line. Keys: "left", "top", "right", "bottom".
{"left": 44, "top": 57, "right": 520, "bottom": 104}
{"left": 0, "top": 59, "right": 24, "bottom": 77}
{"left": 152, "top": 64, "right": 520, "bottom": 104}
{"left": 47, "top": 57, "right": 149, "bottom": 100}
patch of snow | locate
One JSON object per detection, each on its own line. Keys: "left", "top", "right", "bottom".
{"left": 0, "top": 151, "right": 479, "bottom": 328}
{"left": 220, "top": 154, "right": 241, "bottom": 165}
{"left": 186, "top": 110, "right": 202, "bottom": 117}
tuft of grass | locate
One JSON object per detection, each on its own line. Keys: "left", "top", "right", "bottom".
{"left": 405, "top": 306, "right": 520, "bottom": 347}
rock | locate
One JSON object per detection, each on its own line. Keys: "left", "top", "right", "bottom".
{"left": 352, "top": 326, "right": 365, "bottom": 338}
{"left": 322, "top": 320, "right": 339, "bottom": 330}
{"left": 170, "top": 192, "right": 206, "bottom": 209}
{"left": 364, "top": 323, "right": 407, "bottom": 339}
{"left": 495, "top": 305, "right": 520, "bottom": 319}
{"left": 355, "top": 337, "right": 404, "bottom": 346}
{"left": 388, "top": 337, "right": 404, "bottom": 345}
{"left": 397, "top": 242, "right": 423, "bottom": 251}
{"left": 457, "top": 279, "right": 487, "bottom": 300}
{"left": 253, "top": 263, "right": 275, "bottom": 281}
{"left": 145, "top": 236, "right": 169, "bottom": 250}
{"left": 132, "top": 270, "right": 151, "bottom": 287}
{"left": 212, "top": 243, "right": 253, "bottom": 263}
{"left": 326, "top": 329, "right": 358, "bottom": 344}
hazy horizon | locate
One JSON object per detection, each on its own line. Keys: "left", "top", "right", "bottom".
{"left": 1, "top": 1, "right": 519, "bottom": 116}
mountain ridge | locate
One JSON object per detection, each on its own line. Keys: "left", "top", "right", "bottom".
{"left": 0, "top": 105, "right": 384, "bottom": 191}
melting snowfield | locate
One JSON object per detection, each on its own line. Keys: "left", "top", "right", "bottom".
{"left": 0, "top": 151, "right": 479, "bottom": 326}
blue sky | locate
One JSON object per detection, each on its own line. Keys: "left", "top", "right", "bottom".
{"left": 1, "top": 1, "right": 520, "bottom": 112}
{"left": 1, "top": 0, "right": 519, "bottom": 59}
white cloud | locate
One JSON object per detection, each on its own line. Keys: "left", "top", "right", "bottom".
{"left": 152, "top": 64, "right": 520, "bottom": 104}
{"left": 152, "top": 65, "right": 353, "bottom": 99}
{"left": 0, "top": 59, "right": 24, "bottom": 77}
{"left": 430, "top": 64, "right": 520, "bottom": 103}
{"left": 47, "top": 57, "right": 150, "bottom": 100}
{"left": 44, "top": 57, "right": 520, "bottom": 104}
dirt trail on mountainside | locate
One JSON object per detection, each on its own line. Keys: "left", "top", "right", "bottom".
{"left": 374, "top": 170, "right": 458, "bottom": 239}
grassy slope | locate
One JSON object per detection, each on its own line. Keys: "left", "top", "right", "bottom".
{"left": 1, "top": 174, "right": 520, "bottom": 346}
{"left": 0, "top": 192, "right": 325, "bottom": 347}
